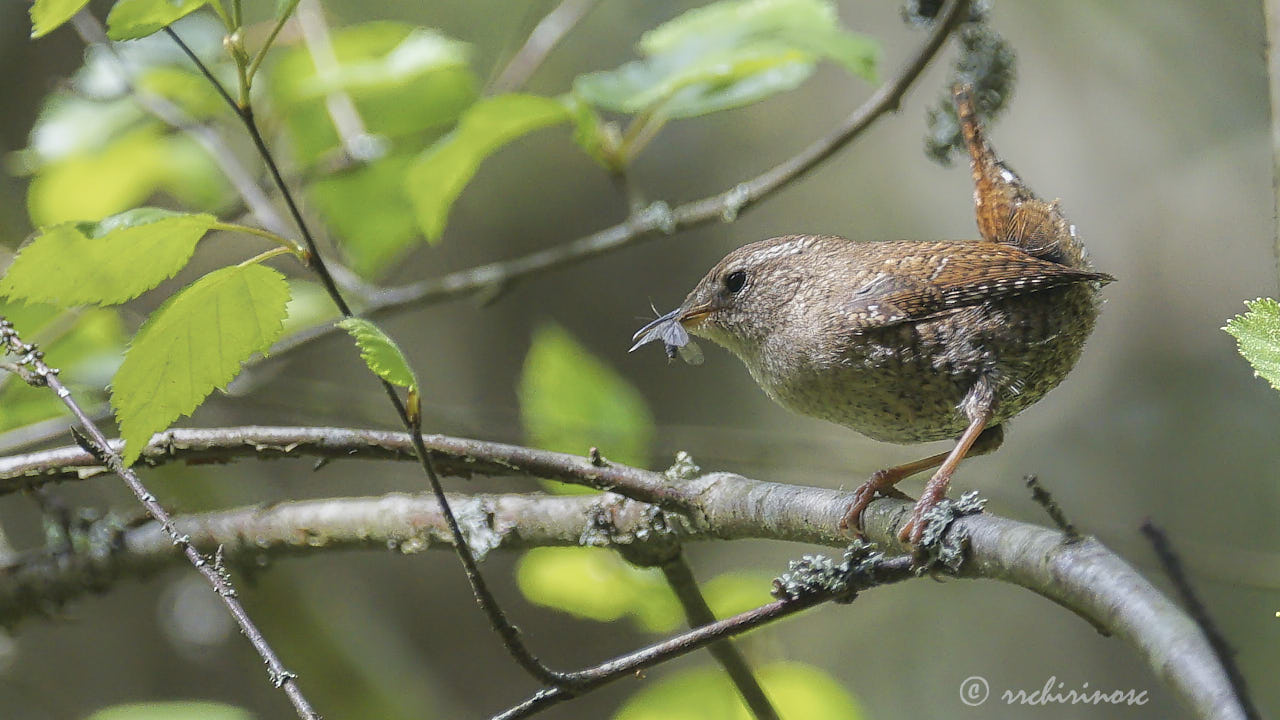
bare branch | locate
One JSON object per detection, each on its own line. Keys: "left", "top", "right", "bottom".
{"left": 296, "top": 0, "right": 379, "bottom": 161}
{"left": 0, "top": 322, "right": 320, "bottom": 720}
{"left": 660, "top": 555, "right": 780, "bottom": 720}
{"left": 490, "top": 0, "right": 599, "bottom": 94}
{"left": 67, "top": 12, "right": 291, "bottom": 236}
{"left": 0, "top": 423, "right": 1249, "bottom": 720}
{"left": 1141, "top": 521, "right": 1261, "bottom": 720}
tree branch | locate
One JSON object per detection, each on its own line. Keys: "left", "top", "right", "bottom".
{"left": 0, "top": 424, "right": 1248, "bottom": 720}
{"left": 659, "top": 554, "right": 780, "bottom": 720}
{"left": 0, "top": 326, "right": 320, "bottom": 720}
{"left": 489, "top": 0, "right": 599, "bottom": 94}
{"left": 67, "top": 12, "right": 291, "bottom": 237}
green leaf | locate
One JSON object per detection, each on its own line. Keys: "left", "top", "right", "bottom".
{"left": 0, "top": 302, "right": 123, "bottom": 433}
{"left": 1224, "top": 298, "right": 1280, "bottom": 392}
{"left": 137, "top": 66, "right": 225, "bottom": 119}
{"left": 406, "top": 94, "right": 571, "bottom": 241}
{"left": 518, "top": 323, "right": 653, "bottom": 494}
{"left": 614, "top": 661, "right": 864, "bottom": 720}
{"left": 337, "top": 318, "right": 418, "bottom": 391}
{"left": 86, "top": 701, "right": 253, "bottom": 720}
{"left": 309, "top": 154, "right": 421, "bottom": 278}
{"left": 269, "top": 22, "right": 478, "bottom": 167}
{"left": 574, "top": 0, "right": 877, "bottom": 119}
{"left": 111, "top": 264, "right": 290, "bottom": 464}
{"left": 293, "top": 28, "right": 471, "bottom": 98}
{"left": 1, "top": 208, "right": 216, "bottom": 307}
{"left": 29, "top": 0, "right": 91, "bottom": 38}
{"left": 27, "top": 125, "right": 229, "bottom": 226}
{"left": 516, "top": 548, "right": 682, "bottom": 632}
{"left": 566, "top": 94, "right": 622, "bottom": 171}
{"left": 702, "top": 571, "right": 776, "bottom": 620}
{"left": 280, "top": 279, "right": 340, "bottom": 336}
{"left": 106, "top": 0, "right": 208, "bottom": 41}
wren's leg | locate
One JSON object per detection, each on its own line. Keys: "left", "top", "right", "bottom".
{"left": 840, "top": 451, "right": 949, "bottom": 535}
{"left": 839, "top": 424, "right": 1003, "bottom": 536}
{"left": 899, "top": 411, "right": 996, "bottom": 545}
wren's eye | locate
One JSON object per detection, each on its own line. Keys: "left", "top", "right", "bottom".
{"left": 723, "top": 270, "right": 747, "bottom": 294}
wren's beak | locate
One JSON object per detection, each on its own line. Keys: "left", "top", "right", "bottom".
{"left": 630, "top": 305, "right": 711, "bottom": 341}
{"left": 676, "top": 303, "right": 713, "bottom": 326}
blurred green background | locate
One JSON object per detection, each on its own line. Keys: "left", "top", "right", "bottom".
{"left": 0, "top": 1, "right": 1276, "bottom": 719}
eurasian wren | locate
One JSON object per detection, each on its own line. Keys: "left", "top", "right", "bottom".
{"left": 631, "top": 86, "right": 1112, "bottom": 544}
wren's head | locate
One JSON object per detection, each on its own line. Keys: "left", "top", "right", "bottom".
{"left": 631, "top": 235, "right": 828, "bottom": 363}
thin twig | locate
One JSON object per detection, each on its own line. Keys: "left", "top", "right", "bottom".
{"left": 0, "top": 320, "right": 319, "bottom": 720}
{"left": 489, "top": 0, "right": 599, "bottom": 94}
{"left": 67, "top": 12, "right": 292, "bottom": 237}
{"left": 1023, "top": 474, "right": 1080, "bottom": 543}
{"left": 660, "top": 555, "right": 780, "bottom": 720}
{"left": 164, "top": 26, "right": 567, "bottom": 686}
{"left": 295, "top": 0, "right": 377, "bottom": 160}
{"left": 1140, "top": 521, "right": 1260, "bottom": 720}
{"left": 491, "top": 555, "right": 915, "bottom": 720}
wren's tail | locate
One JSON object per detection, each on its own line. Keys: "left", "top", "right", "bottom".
{"left": 953, "top": 84, "right": 1095, "bottom": 274}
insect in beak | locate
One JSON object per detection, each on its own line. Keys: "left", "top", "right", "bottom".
{"left": 630, "top": 307, "right": 704, "bottom": 365}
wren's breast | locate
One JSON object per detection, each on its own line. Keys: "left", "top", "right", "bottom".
{"left": 748, "top": 285, "right": 1100, "bottom": 444}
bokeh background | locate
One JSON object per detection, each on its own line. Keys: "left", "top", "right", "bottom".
{"left": 0, "top": 1, "right": 1276, "bottom": 719}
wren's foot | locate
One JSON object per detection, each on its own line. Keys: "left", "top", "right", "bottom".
{"left": 897, "top": 504, "right": 929, "bottom": 545}
{"left": 839, "top": 468, "right": 912, "bottom": 537}
{"left": 897, "top": 468, "right": 958, "bottom": 545}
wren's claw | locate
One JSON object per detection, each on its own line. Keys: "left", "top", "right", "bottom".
{"left": 840, "top": 468, "right": 914, "bottom": 537}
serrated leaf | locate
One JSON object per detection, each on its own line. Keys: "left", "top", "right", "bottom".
{"left": 518, "top": 323, "right": 653, "bottom": 495}
{"left": 309, "top": 154, "right": 421, "bottom": 278}
{"left": 614, "top": 661, "right": 864, "bottom": 720}
{"left": 29, "top": 0, "right": 91, "bottom": 38}
{"left": 106, "top": 0, "right": 208, "bottom": 41}
{"left": 574, "top": 0, "right": 876, "bottom": 119}
{"left": 1224, "top": 298, "right": 1280, "bottom": 392}
{"left": 406, "top": 94, "right": 571, "bottom": 241}
{"left": 516, "top": 548, "right": 682, "bottom": 632}
{"left": 111, "top": 264, "right": 290, "bottom": 464}
{"left": 337, "top": 318, "right": 418, "bottom": 391}
{"left": 86, "top": 701, "right": 252, "bottom": 720}
{"left": 1, "top": 208, "right": 216, "bottom": 307}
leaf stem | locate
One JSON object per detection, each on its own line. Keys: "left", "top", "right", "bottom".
{"left": 207, "top": 0, "right": 234, "bottom": 31}
{"left": 238, "top": 246, "right": 296, "bottom": 268}
{"left": 213, "top": 221, "right": 308, "bottom": 258}
{"left": 246, "top": 0, "right": 302, "bottom": 87}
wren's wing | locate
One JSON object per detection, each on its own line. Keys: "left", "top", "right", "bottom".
{"left": 842, "top": 241, "right": 1112, "bottom": 330}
